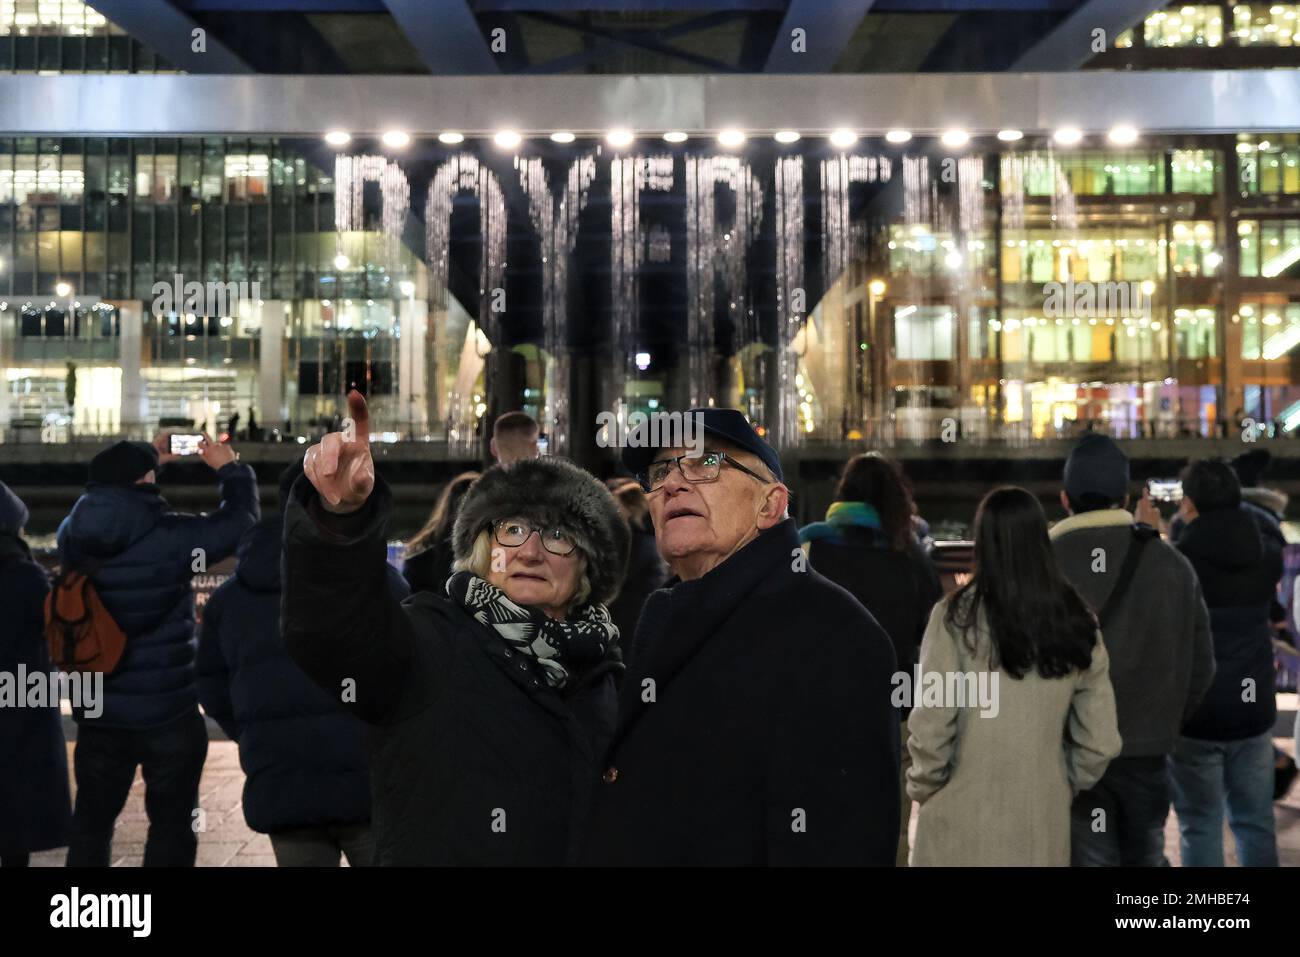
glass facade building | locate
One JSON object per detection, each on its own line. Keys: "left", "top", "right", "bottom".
{"left": 4, "top": 0, "right": 1300, "bottom": 455}
{"left": 3, "top": 131, "right": 1300, "bottom": 453}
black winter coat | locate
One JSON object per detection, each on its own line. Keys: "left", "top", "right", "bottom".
{"left": 282, "top": 477, "right": 622, "bottom": 865}
{"left": 1176, "top": 505, "right": 1284, "bottom": 741}
{"left": 582, "top": 519, "right": 900, "bottom": 866}
{"left": 607, "top": 523, "right": 668, "bottom": 663}
{"left": 401, "top": 538, "right": 455, "bottom": 596}
{"left": 805, "top": 526, "right": 942, "bottom": 677}
{"left": 196, "top": 515, "right": 410, "bottom": 835}
{"left": 56, "top": 465, "right": 260, "bottom": 729}
{"left": 0, "top": 534, "right": 72, "bottom": 854}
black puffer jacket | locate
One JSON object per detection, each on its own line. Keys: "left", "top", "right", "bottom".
{"left": 1176, "top": 505, "right": 1284, "bottom": 741}
{"left": 197, "top": 515, "right": 410, "bottom": 834}
{"left": 282, "top": 477, "right": 621, "bottom": 865}
{"left": 56, "top": 465, "right": 259, "bottom": 729}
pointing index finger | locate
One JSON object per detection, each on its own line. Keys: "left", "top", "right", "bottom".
{"left": 347, "top": 389, "right": 371, "bottom": 446}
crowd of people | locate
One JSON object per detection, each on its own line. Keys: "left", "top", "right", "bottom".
{"left": 0, "top": 404, "right": 1295, "bottom": 867}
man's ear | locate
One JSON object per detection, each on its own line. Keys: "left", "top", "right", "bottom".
{"left": 489, "top": 437, "right": 499, "bottom": 460}
{"left": 757, "top": 483, "right": 789, "bottom": 530}
{"left": 1059, "top": 489, "right": 1071, "bottom": 515}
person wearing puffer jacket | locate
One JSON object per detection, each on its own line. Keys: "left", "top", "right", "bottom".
{"left": 0, "top": 482, "right": 72, "bottom": 866}
{"left": 58, "top": 436, "right": 259, "bottom": 866}
{"left": 1169, "top": 458, "right": 1283, "bottom": 867}
{"left": 197, "top": 459, "right": 409, "bottom": 866}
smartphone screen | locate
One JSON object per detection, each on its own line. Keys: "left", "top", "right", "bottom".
{"left": 170, "top": 433, "right": 204, "bottom": 456}
{"left": 1146, "top": 478, "right": 1183, "bottom": 503}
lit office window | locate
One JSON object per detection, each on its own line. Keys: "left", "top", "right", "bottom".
{"left": 1237, "top": 137, "right": 1300, "bottom": 194}
{"left": 1232, "top": 3, "right": 1300, "bottom": 45}
{"left": 1171, "top": 149, "right": 1218, "bottom": 193}
{"left": 0, "top": 0, "right": 111, "bottom": 36}
{"left": 894, "top": 306, "right": 955, "bottom": 361}
{"left": 1239, "top": 218, "right": 1300, "bottom": 277}
{"left": 224, "top": 154, "right": 270, "bottom": 203}
{"left": 1240, "top": 302, "right": 1300, "bottom": 360}
{"left": 1173, "top": 307, "right": 1217, "bottom": 358}
{"left": 1144, "top": 6, "right": 1224, "bottom": 46}
{"left": 1171, "top": 221, "right": 1219, "bottom": 276}
{"left": 888, "top": 225, "right": 991, "bottom": 278}
{"left": 0, "top": 153, "right": 80, "bottom": 203}
{"left": 1018, "top": 151, "right": 1162, "bottom": 197}
{"left": 1001, "top": 232, "right": 1164, "bottom": 285}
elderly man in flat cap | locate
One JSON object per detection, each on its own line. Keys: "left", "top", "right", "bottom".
{"left": 582, "top": 409, "right": 900, "bottom": 866}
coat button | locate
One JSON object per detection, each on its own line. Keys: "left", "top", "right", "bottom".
{"left": 504, "top": 649, "right": 512, "bottom": 658}
{"left": 602, "top": 767, "right": 619, "bottom": 783}
{"left": 518, "top": 662, "right": 527, "bottom": 670}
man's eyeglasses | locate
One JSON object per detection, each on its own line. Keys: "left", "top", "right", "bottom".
{"left": 638, "top": 450, "right": 770, "bottom": 493}
{"left": 493, "top": 519, "right": 578, "bottom": 556}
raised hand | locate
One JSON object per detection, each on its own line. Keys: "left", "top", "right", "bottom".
{"left": 198, "top": 432, "right": 237, "bottom": 470}
{"left": 303, "top": 390, "right": 375, "bottom": 514}
{"left": 152, "top": 432, "right": 180, "bottom": 466}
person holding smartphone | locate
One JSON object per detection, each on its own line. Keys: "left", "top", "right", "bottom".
{"left": 1054, "top": 434, "right": 1215, "bottom": 867}
{"left": 58, "top": 432, "right": 259, "bottom": 866}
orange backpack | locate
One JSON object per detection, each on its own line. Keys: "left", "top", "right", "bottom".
{"left": 44, "top": 564, "right": 127, "bottom": 674}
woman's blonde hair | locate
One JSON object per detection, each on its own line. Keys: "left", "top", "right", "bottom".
{"left": 454, "top": 528, "right": 593, "bottom": 610}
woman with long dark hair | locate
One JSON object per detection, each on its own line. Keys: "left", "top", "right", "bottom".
{"left": 799, "top": 451, "right": 941, "bottom": 865}
{"left": 907, "top": 486, "right": 1121, "bottom": 866}
{"left": 402, "top": 471, "right": 479, "bottom": 594}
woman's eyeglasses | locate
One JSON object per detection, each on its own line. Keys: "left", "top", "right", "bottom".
{"left": 493, "top": 519, "right": 578, "bottom": 556}
{"left": 638, "top": 450, "right": 769, "bottom": 493}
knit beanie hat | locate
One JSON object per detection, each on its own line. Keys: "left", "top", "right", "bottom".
{"left": 89, "top": 440, "right": 159, "bottom": 486}
{"left": 1063, "top": 432, "right": 1129, "bottom": 503}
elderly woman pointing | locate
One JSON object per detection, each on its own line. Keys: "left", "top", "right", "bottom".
{"left": 282, "top": 391, "right": 629, "bottom": 865}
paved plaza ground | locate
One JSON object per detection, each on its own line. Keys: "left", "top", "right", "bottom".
{"left": 26, "top": 732, "right": 1300, "bottom": 867}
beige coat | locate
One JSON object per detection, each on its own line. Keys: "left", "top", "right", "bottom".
{"left": 906, "top": 596, "right": 1122, "bottom": 866}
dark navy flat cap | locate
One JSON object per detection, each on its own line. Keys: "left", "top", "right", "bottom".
{"left": 621, "top": 408, "right": 783, "bottom": 483}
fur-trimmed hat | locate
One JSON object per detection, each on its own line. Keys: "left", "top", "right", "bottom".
{"left": 452, "top": 457, "right": 631, "bottom": 607}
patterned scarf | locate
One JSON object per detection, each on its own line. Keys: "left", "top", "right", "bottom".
{"left": 446, "top": 571, "right": 618, "bottom": 690}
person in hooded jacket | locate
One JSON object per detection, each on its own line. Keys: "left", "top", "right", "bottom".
{"left": 1169, "top": 458, "right": 1283, "bottom": 866}
{"left": 0, "top": 482, "right": 72, "bottom": 866}
{"left": 59, "top": 436, "right": 259, "bottom": 866}
{"left": 282, "top": 392, "right": 628, "bottom": 865}
{"left": 196, "top": 459, "right": 409, "bottom": 866}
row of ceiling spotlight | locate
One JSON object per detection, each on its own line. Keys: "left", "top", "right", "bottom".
{"left": 322, "top": 126, "right": 1143, "bottom": 150}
